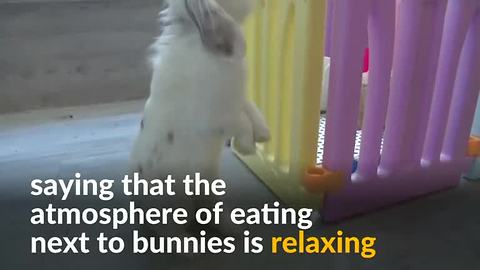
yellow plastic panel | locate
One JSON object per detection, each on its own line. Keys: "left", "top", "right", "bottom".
{"left": 236, "top": 0, "right": 327, "bottom": 208}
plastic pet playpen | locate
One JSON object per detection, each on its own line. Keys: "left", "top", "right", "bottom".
{"left": 236, "top": 0, "right": 480, "bottom": 221}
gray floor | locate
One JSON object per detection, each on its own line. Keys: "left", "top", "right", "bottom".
{"left": 1, "top": 101, "right": 480, "bottom": 270}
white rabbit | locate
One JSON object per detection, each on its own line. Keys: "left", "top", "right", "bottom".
{"left": 129, "top": 0, "right": 270, "bottom": 236}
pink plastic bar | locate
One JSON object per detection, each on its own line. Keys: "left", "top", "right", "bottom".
{"left": 422, "top": 0, "right": 477, "bottom": 164}
{"left": 324, "top": 159, "right": 472, "bottom": 222}
{"left": 325, "top": 0, "right": 334, "bottom": 57}
{"left": 323, "top": 0, "right": 368, "bottom": 176}
{"left": 409, "top": 1, "right": 448, "bottom": 164}
{"left": 322, "top": 0, "right": 478, "bottom": 222}
{"left": 379, "top": 0, "right": 426, "bottom": 175}
{"left": 355, "top": 0, "right": 395, "bottom": 181}
{"left": 442, "top": 9, "right": 480, "bottom": 161}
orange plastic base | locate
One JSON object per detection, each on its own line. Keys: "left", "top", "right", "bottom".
{"left": 467, "top": 136, "right": 480, "bottom": 157}
{"left": 304, "top": 166, "right": 345, "bottom": 194}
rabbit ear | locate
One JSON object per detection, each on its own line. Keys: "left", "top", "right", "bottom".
{"left": 185, "top": 0, "right": 243, "bottom": 57}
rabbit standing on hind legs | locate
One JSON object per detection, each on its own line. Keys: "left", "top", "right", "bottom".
{"left": 129, "top": 0, "right": 270, "bottom": 237}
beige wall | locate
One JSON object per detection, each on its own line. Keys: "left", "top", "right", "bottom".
{"left": 0, "top": 0, "right": 163, "bottom": 113}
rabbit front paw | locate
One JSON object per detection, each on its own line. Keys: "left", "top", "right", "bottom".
{"left": 245, "top": 101, "right": 270, "bottom": 143}
{"left": 232, "top": 134, "right": 256, "bottom": 155}
{"left": 253, "top": 122, "right": 270, "bottom": 143}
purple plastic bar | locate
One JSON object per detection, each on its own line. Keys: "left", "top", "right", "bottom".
{"left": 323, "top": 159, "right": 472, "bottom": 222}
{"left": 355, "top": 0, "right": 395, "bottom": 181}
{"left": 442, "top": 8, "right": 480, "bottom": 161}
{"left": 325, "top": 0, "right": 334, "bottom": 57}
{"left": 323, "top": 0, "right": 368, "bottom": 176}
{"left": 408, "top": 1, "right": 448, "bottom": 163}
{"left": 322, "top": 0, "right": 478, "bottom": 222}
{"left": 422, "top": 0, "right": 477, "bottom": 164}
{"left": 379, "top": 0, "right": 426, "bottom": 175}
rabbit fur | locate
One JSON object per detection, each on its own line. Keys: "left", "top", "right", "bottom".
{"left": 129, "top": 0, "right": 270, "bottom": 236}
